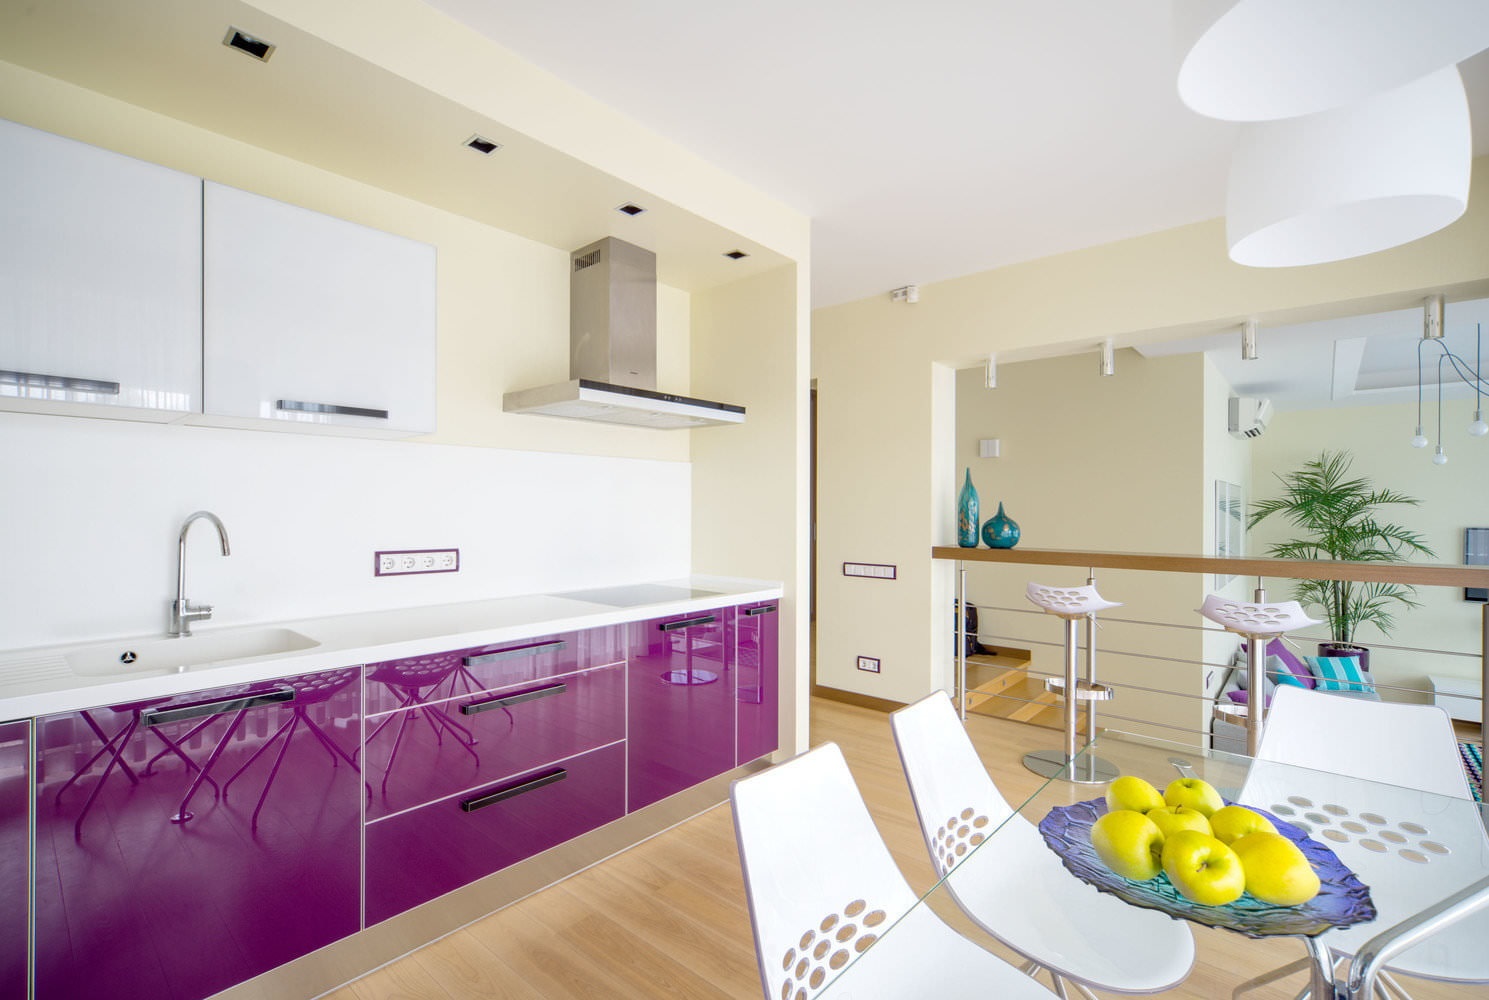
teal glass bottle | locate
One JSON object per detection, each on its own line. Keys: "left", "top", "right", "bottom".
{"left": 957, "top": 469, "right": 980, "bottom": 547}
{"left": 981, "top": 501, "right": 1021, "bottom": 549}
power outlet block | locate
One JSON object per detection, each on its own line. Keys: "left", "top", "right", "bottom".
{"left": 857, "top": 656, "right": 881, "bottom": 674}
{"left": 375, "top": 548, "right": 459, "bottom": 577}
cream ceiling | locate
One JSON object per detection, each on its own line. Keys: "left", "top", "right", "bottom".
{"left": 426, "top": 0, "right": 1489, "bottom": 308}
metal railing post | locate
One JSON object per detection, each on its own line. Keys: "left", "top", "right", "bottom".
{"left": 1246, "top": 584, "right": 1267, "bottom": 757}
{"left": 957, "top": 565, "right": 968, "bottom": 721}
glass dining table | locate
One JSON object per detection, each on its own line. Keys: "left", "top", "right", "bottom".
{"left": 816, "top": 730, "right": 1489, "bottom": 999}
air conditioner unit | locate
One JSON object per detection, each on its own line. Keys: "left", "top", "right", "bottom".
{"left": 1228, "top": 397, "right": 1273, "bottom": 439}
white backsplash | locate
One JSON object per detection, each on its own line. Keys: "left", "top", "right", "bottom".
{"left": 0, "top": 412, "right": 690, "bottom": 650}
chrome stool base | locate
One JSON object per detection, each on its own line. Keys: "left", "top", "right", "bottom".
{"left": 1023, "top": 749, "right": 1119, "bottom": 784}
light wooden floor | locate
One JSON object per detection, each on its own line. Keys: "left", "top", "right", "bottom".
{"left": 324, "top": 698, "right": 1474, "bottom": 999}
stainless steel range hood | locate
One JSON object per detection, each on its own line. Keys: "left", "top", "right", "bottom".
{"left": 503, "top": 237, "right": 745, "bottom": 429}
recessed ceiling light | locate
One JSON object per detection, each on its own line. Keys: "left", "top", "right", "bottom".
{"left": 615, "top": 203, "right": 647, "bottom": 217}
{"left": 724, "top": 250, "right": 749, "bottom": 260}
{"left": 465, "top": 134, "right": 501, "bottom": 155}
{"left": 223, "top": 27, "right": 275, "bottom": 62}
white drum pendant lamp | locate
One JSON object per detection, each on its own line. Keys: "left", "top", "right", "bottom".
{"left": 1226, "top": 67, "right": 1471, "bottom": 268}
{"left": 1178, "top": 0, "right": 1489, "bottom": 122}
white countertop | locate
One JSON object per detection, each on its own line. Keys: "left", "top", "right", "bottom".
{"left": 0, "top": 576, "right": 781, "bottom": 720}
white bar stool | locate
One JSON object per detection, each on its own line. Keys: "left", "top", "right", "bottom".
{"left": 1198, "top": 592, "right": 1319, "bottom": 756}
{"left": 1023, "top": 580, "right": 1119, "bottom": 784}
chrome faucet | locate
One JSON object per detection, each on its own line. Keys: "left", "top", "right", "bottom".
{"left": 169, "top": 510, "right": 231, "bottom": 637}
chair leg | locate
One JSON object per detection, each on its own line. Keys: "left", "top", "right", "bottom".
{"left": 1376, "top": 970, "right": 1415, "bottom": 1000}
{"left": 1232, "top": 956, "right": 1311, "bottom": 1000}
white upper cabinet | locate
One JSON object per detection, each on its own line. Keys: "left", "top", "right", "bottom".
{"left": 201, "top": 182, "right": 436, "bottom": 436}
{"left": 0, "top": 119, "right": 202, "bottom": 419}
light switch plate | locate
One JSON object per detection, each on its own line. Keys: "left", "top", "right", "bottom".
{"left": 375, "top": 548, "right": 459, "bottom": 576}
{"left": 843, "top": 562, "right": 896, "bottom": 580}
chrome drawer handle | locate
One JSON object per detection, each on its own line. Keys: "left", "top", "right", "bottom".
{"left": 463, "top": 639, "right": 567, "bottom": 667}
{"left": 0, "top": 368, "right": 120, "bottom": 395}
{"left": 461, "top": 682, "right": 567, "bottom": 715}
{"left": 658, "top": 615, "right": 716, "bottom": 632}
{"left": 276, "top": 399, "right": 389, "bottom": 419}
{"left": 460, "top": 767, "right": 567, "bottom": 812}
{"left": 743, "top": 605, "right": 778, "bottom": 616}
{"left": 141, "top": 687, "right": 295, "bottom": 727}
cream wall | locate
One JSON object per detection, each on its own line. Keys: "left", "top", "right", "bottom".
{"left": 814, "top": 158, "right": 1489, "bottom": 716}
{"left": 952, "top": 352, "right": 1216, "bottom": 741}
{"left": 1250, "top": 400, "right": 1489, "bottom": 703}
{"left": 692, "top": 264, "right": 810, "bottom": 752}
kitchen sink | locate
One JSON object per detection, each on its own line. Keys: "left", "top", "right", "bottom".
{"left": 65, "top": 627, "right": 320, "bottom": 677}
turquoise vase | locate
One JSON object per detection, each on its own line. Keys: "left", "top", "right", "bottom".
{"left": 956, "top": 468, "right": 980, "bottom": 547}
{"left": 981, "top": 501, "right": 1021, "bottom": 549}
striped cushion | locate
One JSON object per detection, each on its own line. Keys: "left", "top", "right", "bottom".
{"left": 1307, "top": 655, "right": 1375, "bottom": 694}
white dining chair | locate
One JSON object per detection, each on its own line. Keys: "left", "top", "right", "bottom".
{"left": 891, "top": 691, "right": 1195, "bottom": 998}
{"left": 1234, "top": 685, "right": 1489, "bottom": 1000}
{"left": 730, "top": 742, "right": 1053, "bottom": 1000}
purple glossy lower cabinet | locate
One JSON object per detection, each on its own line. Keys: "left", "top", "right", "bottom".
{"left": 365, "top": 741, "right": 626, "bottom": 925}
{"left": 626, "top": 608, "right": 736, "bottom": 811}
{"left": 735, "top": 601, "right": 780, "bottom": 765}
{"left": 33, "top": 669, "right": 362, "bottom": 1000}
{"left": 0, "top": 720, "right": 29, "bottom": 1000}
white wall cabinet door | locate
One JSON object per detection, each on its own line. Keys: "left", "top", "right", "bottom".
{"left": 0, "top": 118, "right": 202, "bottom": 420}
{"left": 202, "top": 182, "right": 436, "bottom": 436}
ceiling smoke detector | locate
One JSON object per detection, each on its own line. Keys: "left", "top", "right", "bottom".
{"left": 222, "top": 27, "right": 275, "bottom": 62}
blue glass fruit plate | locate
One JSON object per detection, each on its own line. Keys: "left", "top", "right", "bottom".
{"left": 1037, "top": 798, "right": 1376, "bottom": 938}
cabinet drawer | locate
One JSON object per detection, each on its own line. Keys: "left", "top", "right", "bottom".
{"left": 364, "top": 625, "right": 623, "bottom": 714}
{"left": 365, "top": 662, "right": 624, "bottom": 820}
{"left": 365, "top": 741, "right": 626, "bottom": 925}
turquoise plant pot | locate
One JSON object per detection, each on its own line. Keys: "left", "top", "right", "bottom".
{"left": 981, "top": 501, "right": 1020, "bottom": 549}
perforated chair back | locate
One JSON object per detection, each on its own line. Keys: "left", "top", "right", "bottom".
{"left": 890, "top": 691, "right": 1021, "bottom": 876}
{"left": 730, "top": 744, "right": 915, "bottom": 999}
{"left": 1257, "top": 685, "right": 1473, "bottom": 800}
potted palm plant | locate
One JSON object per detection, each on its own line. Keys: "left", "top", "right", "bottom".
{"left": 1247, "top": 451, "right": 1435, "bottom": 669}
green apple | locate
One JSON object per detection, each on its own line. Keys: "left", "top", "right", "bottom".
{"left": 1161, "top": 830, "right": 1246, "bottom": 905}
{"left": 1232, "top": 831, "right": 1321, "bottom": 906}
{"left": 1147, "top": 805, "right": 1213, "bottom": 839}
{"left": 1163, "top": 777, "right": 1225, "bottom": 817}
{"left": 1105, "top": 775, "right": 1165, "bottom": 814}
{"left": 1208, "top": 804, "right": 1277, "bottom": 846}
{"left": 1090, "top": 809, "right": 1165, "bottom": 881}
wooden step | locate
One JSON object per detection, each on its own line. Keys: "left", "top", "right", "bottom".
{"left": 963, "top": 649, "right": 1034, "bottom": 711}
{"left": 968, "top": 674, "right": 1091, "bottom": 735}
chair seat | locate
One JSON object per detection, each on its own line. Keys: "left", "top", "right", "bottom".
{"left": 1026, "top": 582, "right": 1121, "bottom": 618}
{"left": 943, "top": 811, "right": 1194, "bottom": 991}
{"left": 831, "top": 902, "right": 1054, "bottom": 999}
{"left": 1198, "top": 594, "right": 1319, "bottom": 636}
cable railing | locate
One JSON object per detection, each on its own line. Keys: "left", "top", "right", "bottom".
{"left": 934, "top": 546, "right": 1489, "bottom": 802}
